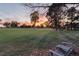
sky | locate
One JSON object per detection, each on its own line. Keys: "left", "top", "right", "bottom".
{"left": 0, "top": 3, "right": 32, "bottom": 22}
{"left": 0, "top": 3, "right": 50, "bottom": 22}
{"left": 0, "top": 3, "right": 78, "bottom": 22}
{"left": 0, "top": 3, "right": 51, "bottom": 22}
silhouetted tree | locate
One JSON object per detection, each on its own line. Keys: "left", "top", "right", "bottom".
{"left": 67, "top": 7, "right": 77, "bottom": 30}
{"left": 67, "top": 4, "right": 79, "bottom": 30}
{"left": 47, "top": 3, "right": 67, "bottom": 30}
{"left": 30, "top": 11, "right": 39, "bottom": 27}
{"left": 3, "top": 22, "right": 11, "bottom": 28}
{"left": 10, "top": 21, "right": 18, "bottom": 28}
{"left": 0, "top": 19, "right": 2, "bottom": 22}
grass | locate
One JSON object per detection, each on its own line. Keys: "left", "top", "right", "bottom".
{"left": 0, "top": 28, "right": 79, "bottom": 55}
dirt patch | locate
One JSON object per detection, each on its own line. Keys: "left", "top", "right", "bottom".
{"left": 30, "top": 49, "right": 49, "bottom": 56}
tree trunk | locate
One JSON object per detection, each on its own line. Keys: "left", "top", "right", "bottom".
{"left": 54, "top": 18, "right": 58, "bottom": 31}
{"left": 32, "top": 21, "right": 36, "bottom": 27}
{"left": 70, "top": 20, "right": 74, "bottom": 30}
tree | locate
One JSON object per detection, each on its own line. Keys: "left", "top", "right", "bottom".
{"left": 0, "top": 19, "right": 2, "bottom": 22}
{"left": 10, "top": 21, "right": 18, "bottom": 28}
{"left": 3, "top": 22, "right": 11, "bottom": 28}
{"left": 67, "top": 4, "right": 79, "bottom": 30}
{"left": 47, "top": 3, "right": 67, "bottom": 30}
{"left": 30, "top": 11, "right": 39, "bottom": 27}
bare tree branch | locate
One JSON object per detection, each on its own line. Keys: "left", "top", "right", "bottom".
{"left": 23, "top": 3, "right": 51, "bottom": 8}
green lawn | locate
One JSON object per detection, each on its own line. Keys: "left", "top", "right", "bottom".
{"left": 0, "top": 28, "right": 79, "bottom": 56}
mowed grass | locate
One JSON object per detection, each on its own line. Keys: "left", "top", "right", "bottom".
{"left": 0, "top": 28, "right": 79, "bottom": 56}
